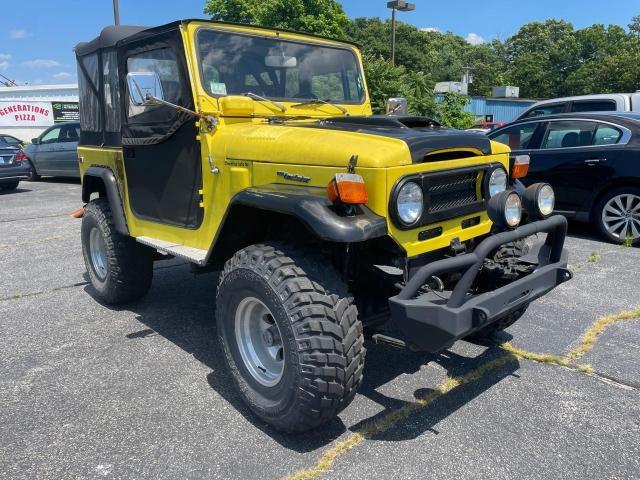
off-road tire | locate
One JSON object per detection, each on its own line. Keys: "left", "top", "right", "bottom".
{"left": 216, "top": 243, "right": 365, "bottom": 432}
{"left": 469, "top": 240, "right": 530, "bottom": 339}
{"left": 0, "top": 180, "right": 19, "bottom": 191}
{"left": 26, "top": 160, "right": 40, "bottom": 181}
{"left": 81, "top": 198, "right": 153, "bottom": 305}
{"left": 593, "top": 187, "right": 640, "bottom": 247}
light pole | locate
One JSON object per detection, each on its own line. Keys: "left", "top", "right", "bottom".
{"left": 113, "top": 0, "right": 120, "bottom": 25}
{"left": 387, "top": 1, "right": 415, "bottom": 65}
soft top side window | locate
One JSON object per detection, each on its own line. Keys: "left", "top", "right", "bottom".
{"left": 126, "top": 48, "right": 181, "bottom": 119}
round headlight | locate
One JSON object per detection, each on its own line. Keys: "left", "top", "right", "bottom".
{"left": 504, "top": 192, "right": 523, "bottom": 227}
{"left": 487, "top": 168, "right": 508, "bottom": 198}
{"left": 396, "top": 182, "right": 424, "bottom": 225}
{"left": 523, "top": 183, "right": 555, "bottom": 220}
{"left": 487, "top": 190, "right": 522, "bottom": 229}
{"left": 537, "top": 184, "right": 555, "bottom": 217}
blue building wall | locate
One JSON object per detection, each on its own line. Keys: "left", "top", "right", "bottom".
{"left": 435, "top": 94, "right": 537, "bottom": 123}
{"left": 465, "top": 97, "right": 537, "bottom": 123}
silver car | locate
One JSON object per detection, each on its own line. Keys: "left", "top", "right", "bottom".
{"left": 22, "top": 122, "right": 81, "bottom": 180}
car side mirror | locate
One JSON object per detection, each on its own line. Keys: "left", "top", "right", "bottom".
{"left": 31, "top": 138, "right": 40, "bottom": 145}
{"left": 219, "top": 95, "right": 255, "bottom": 117}
{"left": 386, "top": 97, "right": 408, "bottom": 116}
{"left": 127, "top": 72, "right": 165, "bottom": 106}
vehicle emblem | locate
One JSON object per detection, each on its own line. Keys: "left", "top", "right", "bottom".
{"left": 276, "top": 171, "right": 311, "bottom": 183}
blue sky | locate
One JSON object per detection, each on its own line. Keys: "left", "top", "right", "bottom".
{"left": 1, "top": 0, "right": 637, "bottom": 86}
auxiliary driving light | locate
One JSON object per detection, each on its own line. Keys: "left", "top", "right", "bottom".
{"left": 523, "top": 183, "right": 555, "bottom": 220}
{"left": 488, "top": 190, "right": 523, "bottom": 229}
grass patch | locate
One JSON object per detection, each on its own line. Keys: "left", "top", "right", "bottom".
{"left": 587, "top": 251, "right": 601, "bottom": 263}
{"left": 566, "top": 308, "right": 640, "bottom": 362}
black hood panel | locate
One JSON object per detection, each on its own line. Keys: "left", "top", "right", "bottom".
{"left": 293, "top": 115, "right": 492, "bottom": 163}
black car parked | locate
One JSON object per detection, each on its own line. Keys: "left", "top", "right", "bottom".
{"left": 489, "top": 112, "right": 640, "bottom": 246}
{"left": 0, "top": 137, "right": 29, "bottom": 192}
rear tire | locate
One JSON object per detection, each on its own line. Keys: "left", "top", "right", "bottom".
{"left": 81, "top": 198, "right": 153, "bottom": 305}
{"left": 0, "top": 180, "right": 19, "bottom": 191}
{"left": 26, "top": 160, "right": 40, "bottom": 181}
{"left": 594, "top": 187, "right": 640, "bottom": 247}
{"left": 216, "top": 243, "right": 365, "bottom": 432}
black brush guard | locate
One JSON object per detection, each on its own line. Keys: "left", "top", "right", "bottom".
{"left": 388, "top": 215, "right": 572, "bottom": 352}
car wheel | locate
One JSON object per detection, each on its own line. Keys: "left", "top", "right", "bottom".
{"left": 594, "top": 187, "right": 640, "bottom": 247}
{"left": 216, "top": 243, "right": 365, "bottom": 432}
{"left": 81, "top": 198, "right": 154, "bottom": 304}
{"left": 26, "top": 160, "right": 40, "bottom": 181}
{"left": 0, "top": 180, "right": 19, "bottom": 191}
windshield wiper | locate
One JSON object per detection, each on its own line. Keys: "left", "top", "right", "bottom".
{"left": 292, "top": 99, "right": 348, "bottom": 115}
{"left": 243, "top": 92, "right": 287, "bottom": 113}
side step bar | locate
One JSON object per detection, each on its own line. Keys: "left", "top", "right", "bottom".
{"left": 136, "top": 236, "right": 208, "bottom": 266}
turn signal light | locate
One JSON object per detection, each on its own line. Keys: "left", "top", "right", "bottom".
{"left": 511, "top": 155, "right": 530, "bottom": 179}
{"left": 327, "top": 173, "right": 368, "bottom": 205}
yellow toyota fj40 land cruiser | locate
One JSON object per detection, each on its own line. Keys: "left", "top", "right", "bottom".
{"left": 75, "top": 20, "right": 571, "bottom": 432}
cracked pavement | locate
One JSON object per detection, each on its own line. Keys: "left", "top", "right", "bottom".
{"left": 1, "top": 180, "right": 639, "bottom": 480}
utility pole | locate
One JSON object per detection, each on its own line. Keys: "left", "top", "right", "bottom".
{"left": 113, "top": 0, "right": 120, "bottom": 25}
{"left": 387, "top": 1, "right": 415, "bottom": 66}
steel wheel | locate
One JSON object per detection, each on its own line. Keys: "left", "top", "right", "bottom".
{"left": 234, "top": 297, "right": 285, "bottom": 387}
{"left": 601, "top": 193, "right": 640, "bottom": 241}
{"left": 89, "top": 227, "right": 109, "bottom": 280}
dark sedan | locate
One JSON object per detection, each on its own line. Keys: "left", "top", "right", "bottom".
{"left": 0, "top": 138, "right": 29, "bottom": 192}
{"left": 489, "top": 112, "right": 640, "bottom": 246}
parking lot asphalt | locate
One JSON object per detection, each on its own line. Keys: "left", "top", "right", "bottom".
{"left": 1, "top": 180, "right": 639, "bottom": 480}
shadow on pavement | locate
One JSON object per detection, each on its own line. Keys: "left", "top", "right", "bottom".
{"left": 83, "top": 263, "right": 521, "bottom": 451}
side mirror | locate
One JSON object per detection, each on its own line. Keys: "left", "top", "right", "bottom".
{"left": 219, "top": 95, "right": 255, "bottom": 117}
{"left": 386, "top": 97, "right": 408, "bottom": 116}
{"left": 31, "top": 138, "right": 40, "bottom": 145}
{"left": 127, "top": 72, "right": 165, "bottom": 106}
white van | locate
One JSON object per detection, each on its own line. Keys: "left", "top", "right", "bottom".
{"left": 517, "top": 93, "right": 640, "bottom": 120}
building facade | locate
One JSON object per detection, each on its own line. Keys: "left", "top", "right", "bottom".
{"left": 0, "top": 84, "right": 79, "bottom": 142}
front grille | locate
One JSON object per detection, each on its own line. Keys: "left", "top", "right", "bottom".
{"left": 427, "top": 172, "right": 478, "bottom": 213}
{"left": 391, "top": 164, "right": 496, "bottom": 230}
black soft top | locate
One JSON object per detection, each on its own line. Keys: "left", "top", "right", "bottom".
{"left": 74, "top": 20, "right": 361, "bottom": 57}
{"left": 74, "top": 25, "right": 149, "bottom": 56}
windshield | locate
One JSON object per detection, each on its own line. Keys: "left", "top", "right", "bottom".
{"left": 197, "top": 30, "right": 365, "bottom": 104}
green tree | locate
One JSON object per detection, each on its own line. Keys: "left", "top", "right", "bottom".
{"left": 362, "top": 55, "right": 435, "bottom": 116}
{"left": 434, "top": 93, "right": 474, "bottom": 129}
{"left": 203, "top": 0, "right": 350, "bottom": 38}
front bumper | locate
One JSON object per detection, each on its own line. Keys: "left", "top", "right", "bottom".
{"left": 388, "top": 215, "right": 571, "bottom": 352}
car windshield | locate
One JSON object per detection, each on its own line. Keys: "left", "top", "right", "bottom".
{"left": 197, "top": 30, "right": 365, "bottom": 104}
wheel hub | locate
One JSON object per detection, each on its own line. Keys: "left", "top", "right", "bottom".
{"left": 234, "top": 297, "right": 285, "bottom": 387}
{"left": 602, "top": 194, "right": 640, "bottom": 240}
{"left": 88, "top": 227, "right": 108, "bottom": 280}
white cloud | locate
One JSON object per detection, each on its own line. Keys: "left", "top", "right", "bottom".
{"left": 23, "top": 59, "right": 61, "bottom": 68}
{"left": 420, "top": 27, "right": 441, "bottom": 33}
{"left": 10, "top": 29, "right": 31, "bottom": 39}
{"left": 0, "top": 61, "right": 9, "bottom": 71}
{"left": 465, "top": 33, "right": 485, "bottom": 45}
{"left": 0, "top": 53, "right": 11, "bottom": 61}
{"left": 53, "top": 71, "right": 72, "bottom": 80}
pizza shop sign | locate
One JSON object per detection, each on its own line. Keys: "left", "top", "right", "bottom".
{"left": 0, "top": 101, "right": 55, "bottom": 127}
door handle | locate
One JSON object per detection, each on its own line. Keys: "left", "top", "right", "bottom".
{"left": 584, "top": 158, "right": 607, "bottom": 165}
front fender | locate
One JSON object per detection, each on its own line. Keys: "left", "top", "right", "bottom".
{"left": 230, "top": 184, "right": 388, "bottom": 243}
